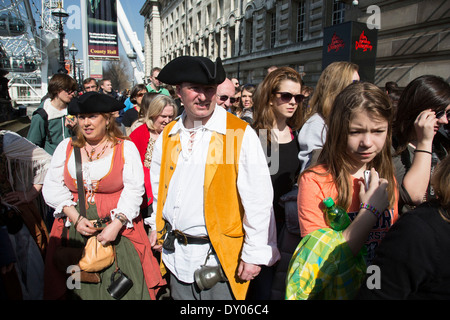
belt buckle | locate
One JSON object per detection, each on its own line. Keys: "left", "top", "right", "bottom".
{"left": 174, "top": 229, "right": 188, "bottom": 246}
{"left": 92, "top": 216, "right": 111, "bottom": 229}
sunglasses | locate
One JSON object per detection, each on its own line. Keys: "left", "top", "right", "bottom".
{"left": 136, "top": 92, "right": 146, "bottom": 97}
{"left": 217, "top": 95, "right": 240, "bottom": 104}
{"left": 435, "top": 109, "right": 450, "bottom": 119}
{"left": 64, "top": 89, "right": 75, "bottom": 95}
{"left": 275, "top": 92, "right": 305, "bottom": 104}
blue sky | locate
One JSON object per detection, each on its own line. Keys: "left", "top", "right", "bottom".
{"left": 58, "top": 0, "right": 146, "bottom": 61}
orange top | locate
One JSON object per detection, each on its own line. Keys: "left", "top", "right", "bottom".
{"left": 297, "top": 164, "right": 399, "bottom": 263}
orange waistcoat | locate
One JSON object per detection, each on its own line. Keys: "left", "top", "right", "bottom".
{"left": 155, "top": 113, "right": 250, "bottom": 300}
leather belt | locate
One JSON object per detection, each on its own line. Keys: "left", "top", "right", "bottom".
{"left": 172, "top": 229, "right": 210, "bottom": 245}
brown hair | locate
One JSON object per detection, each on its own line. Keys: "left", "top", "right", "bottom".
{"left": 305, "top": 82, "right": 396, "bottom": 210}
{"left": 48, "top": 73, "right": 78, "bottom": 99}
{"left": 393, "top": 75, "right": 450, "bottom": 154}
{"left": 252, "top": 67, "right": 304, "bottom": 141}
{"left": 129, "top": 84, "right": 148, "bottom": 104}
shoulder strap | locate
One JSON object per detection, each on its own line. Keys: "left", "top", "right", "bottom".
{"left": 0, "top": 131, "right": 4, "bottom": 155}
{"left": 32, "top": 108, "right": 53, "bottom": 145}
{"left": 73, "top": 146, "right": 87, "bottom": 217}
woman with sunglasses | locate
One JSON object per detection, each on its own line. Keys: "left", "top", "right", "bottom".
{"left": 392, "top": 75, "right": 450, "bottom": 214}
{"left": 250, "top": 67, "right": 304, "bottom": 299}
{"left": 297, "top": 61, "right": 360, "bottom": 173}
{"left": 27, "top": 73, "right": 78, "bottom": 155}
{"left": 122, "top": 84, "right": 148, "bottom": 135}
{"left": 239, "top": 84, "right": 257, "bottom": 124}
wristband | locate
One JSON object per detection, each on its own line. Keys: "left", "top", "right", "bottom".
{"left": 116, "top": 213, "right": 128, "bottom": 226}
{"left": 360, "top": 202, "right": 381, "bottom": 218}
{"left": 74, "top": 214, "right": 84, "bottom": 229}
{"left": 414, "top": 149, "right": 432, "bottom": 155}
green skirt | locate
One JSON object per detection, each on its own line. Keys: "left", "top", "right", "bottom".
{"left": 66, "top": 204, "right": 150, "bottom": 300}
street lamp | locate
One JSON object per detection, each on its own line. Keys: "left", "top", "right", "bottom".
{"left": 76, "top": 60, "right": 83, "bottom": 87}
{"left": 51, "top": 2, "right": 69, "bottom": 73}
{"left": 69, "top": 42, "right": 78, "bottom": 82}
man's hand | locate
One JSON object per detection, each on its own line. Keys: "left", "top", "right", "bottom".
{"left": 149, "top": 229, "right": 162, "bottom": 252}
{"left": 237, "top": 260, "right": 261, "bottom": 281}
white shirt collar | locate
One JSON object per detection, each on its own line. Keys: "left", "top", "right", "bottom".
{"left": 169, "top": 104, "right": 227, "bottom": 136}
{"left": 43, "top": 98, "right": 68, "bottom": 120}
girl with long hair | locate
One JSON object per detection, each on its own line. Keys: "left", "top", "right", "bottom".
{"left": 287, "top": 82, "right": 399, "bottom": 300}
{"left": 252, "top": 66, "right": 304, "bottom": 226}
{"left": 250, "top": 67, "right": 304, "bottom": 299}
{"left": 392, "top": 75, "right": 450, "bottom": 213}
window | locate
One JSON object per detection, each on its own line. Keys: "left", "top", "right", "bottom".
{"left": 270, "top": 11, "right": 276, "bottom": 48}
{"left": 332, "top": 0, "right": 345, "bottom": 25}
{"left": 297, "top": 2, "right": 305, "bottom": 42}
{"left": 246, "top": 18, "right": 253, "bottom": 53}
{"left": 218, "top": 0, "right": 224, "bottom": 19}
{"left": 229, "top": 26, "right": 236, "bottom": 57}
{"left": 206, "top": 4, "right": 211, "bottom": 25}
{"left": 215, "top": 32, "right": 221, "bottom": 58}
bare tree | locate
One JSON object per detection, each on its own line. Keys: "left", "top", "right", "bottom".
{"left": 103, "top": 57, "right": 132, "bottom": 91}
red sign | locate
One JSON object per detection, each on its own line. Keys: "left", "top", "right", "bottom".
{"left": 327, "top": 32, "right": 345, "bottom": 52}
{"left": 355, "top": 31, "right": 373, "bottom": 52}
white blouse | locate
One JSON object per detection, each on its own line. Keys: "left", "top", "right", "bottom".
{"left": 42, "top": 138, "right": 145, "bottom": 228}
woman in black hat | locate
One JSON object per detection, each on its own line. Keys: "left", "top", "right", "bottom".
{"left": 41, "top": 92, "right": 165, "bottom": 300}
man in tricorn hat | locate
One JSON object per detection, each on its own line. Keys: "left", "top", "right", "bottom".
{"left": 148, "top": 56, "right": 280, "bottom": 300}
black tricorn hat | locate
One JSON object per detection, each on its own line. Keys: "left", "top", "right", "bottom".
{"left": 157, "top": 56, "right": 226, "bottom": 85}
{"left": 68, "top": 92, "right": 125, "bottom": 115}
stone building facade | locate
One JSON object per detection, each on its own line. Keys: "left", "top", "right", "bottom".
{"left": 140, "top": 0, "right": 450, "bottom": 87}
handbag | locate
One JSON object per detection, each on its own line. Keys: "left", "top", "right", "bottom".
{"left": 78, "top": 236, "right": 114, "bottom": 272}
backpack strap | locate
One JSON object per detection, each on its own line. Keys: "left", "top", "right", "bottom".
{"left": 32, "top": 108, "right": 53, "bottom": 145}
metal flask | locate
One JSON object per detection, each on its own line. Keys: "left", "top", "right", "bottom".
{"left": 194, "top": 265, "right": 228, "bottom": 291}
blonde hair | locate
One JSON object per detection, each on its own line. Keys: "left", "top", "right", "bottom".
{"left": 144, "top": 94, "right": 177, "bottom": 131}
{"left": 307, "top": 61, "right": 359, "bottom": 121}
{"left": 431, "top": 155, "right": 450, "bottom": 221}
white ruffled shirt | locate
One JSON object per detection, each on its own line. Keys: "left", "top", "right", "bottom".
{"left": 150, "top": 105, "right": 280, "bottom": 283}
{"left": 42, "top": 138, "right": 145, "bottom": 228}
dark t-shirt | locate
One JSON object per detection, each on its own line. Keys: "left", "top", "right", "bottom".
{"left": 357, "top": 201, "right": 450, "bottom": 300}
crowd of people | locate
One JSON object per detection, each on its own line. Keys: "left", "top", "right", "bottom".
{"left": 0, "top": 55, "right": 449, "bottom": 301}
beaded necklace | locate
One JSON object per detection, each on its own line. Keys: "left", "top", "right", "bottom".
{"left": 84, "top": 140, "right": 109, "bottom": 162}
